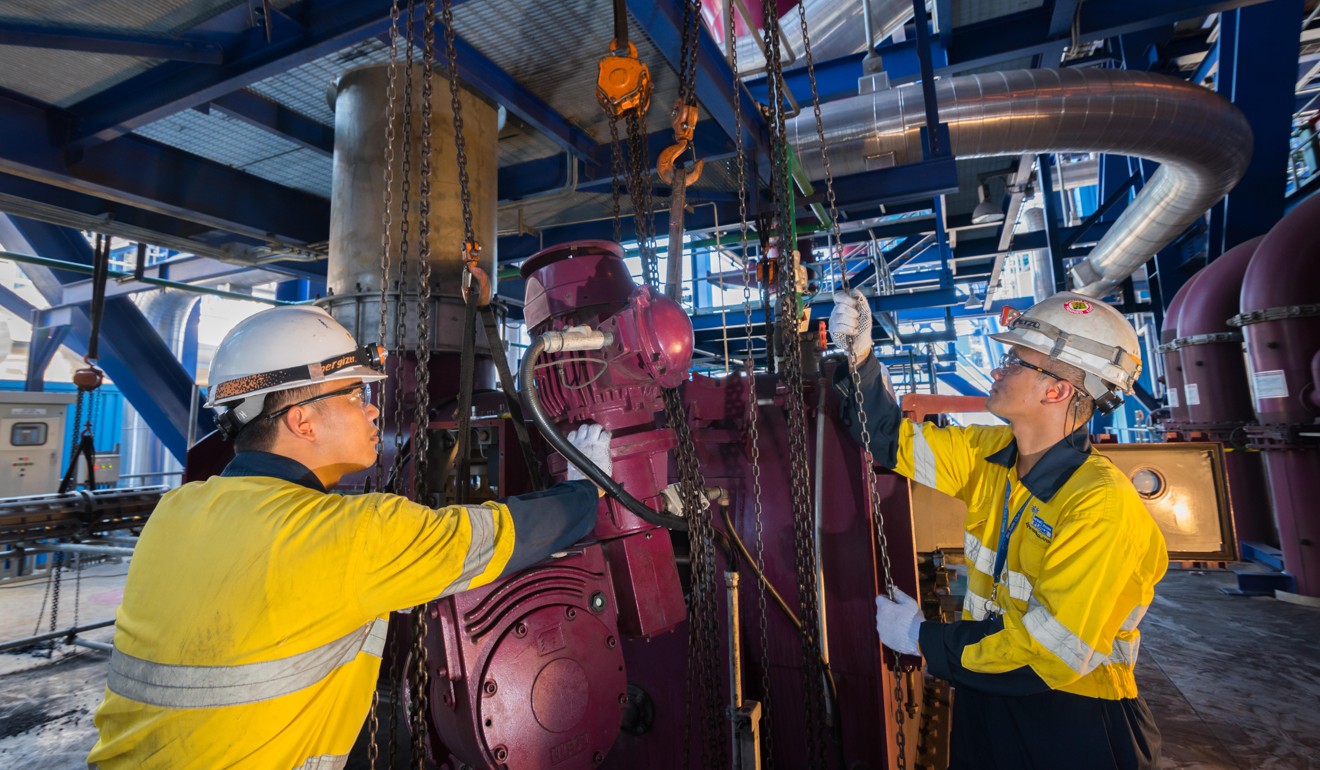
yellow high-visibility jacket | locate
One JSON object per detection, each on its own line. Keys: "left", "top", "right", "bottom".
{"left": 88, "top": 452, "right": 596, "bottom": 770}
{"left": 836, "top": 357, "right": 1168, "bottom": 700}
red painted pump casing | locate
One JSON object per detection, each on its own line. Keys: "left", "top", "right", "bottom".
{"left": 424, "top": 240, "right": 693, "bottom": 769}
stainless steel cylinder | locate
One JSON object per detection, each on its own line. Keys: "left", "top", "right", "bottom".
{"left": 326, "top": 62, "right": 499, "bottom": 352}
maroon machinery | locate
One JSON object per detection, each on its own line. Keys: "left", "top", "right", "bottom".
{"left": 1157, "top": 272, "right": 1199, "bottom": 429}
{"left": 415, "top": 241, "right": 919, "bottom": 769}
{"left": 1233, "top": 194, "right": 1320, "bottom": 597}
{"left": 1169, "top": 236, "right": 1275, "bottom": 550}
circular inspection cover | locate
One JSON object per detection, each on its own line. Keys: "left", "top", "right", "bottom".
{"left": 477, "top": 603, "right": 626, "bottom": 768}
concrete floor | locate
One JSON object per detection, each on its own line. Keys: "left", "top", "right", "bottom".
{"left": 1, "top": 567, "right": 1317, "bottom": 769}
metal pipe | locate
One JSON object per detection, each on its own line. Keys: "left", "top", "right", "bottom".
{"left": 71, "top": 637, "right": 115, "bottom": 653}
{"left": 0, "top": 619, "right": 115, "bottom": 654}
{"left": 0, "top": 250, "right": 288, "bottom": 305}
{"left": 28, "top": 543, "right": 135, "bottom": 556}
{"left": 725, "top": 569, "right": 743, "bottom": 766}
{"left": 813, "top": 377, "right": 831, "bottom": 666}
{"left": 789, "top": 68, "right": 1253, "bottom": 296}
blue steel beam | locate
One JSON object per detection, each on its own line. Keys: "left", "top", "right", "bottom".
{"left": 0, "top": 174, "right": 330, "bottom": 285}
{"left": 1216, "top": 0, "right": 1305, "bottom": 248}
{"left": 400, "top": 23, "right": 600, "bottom": 163}
{"left": 203, "top": 91, "right": 335, "bottom": 155}
{"left": 0, "top": 90, "right": 329, "bottom": 245}
{"left": 7, "top": 217, "right": 212, "bottom": 460}
{"left": 760, "top": 0, "right": 1270, "bottom": 102}
{"left": 0, "top": 21, "right": 225, "bottom": 63}
{"left": 63, "top": 0, "right": 430, "bottom": 149}
{"left": 624, "top": 0, "right": 767, "bottom": 157}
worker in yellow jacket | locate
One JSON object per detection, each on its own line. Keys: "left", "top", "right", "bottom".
{"left": 830, "top": 291, "right": 1167, "bottom": 769}
{"left": 88, "top": 306, "right": 609, "bottom": 769}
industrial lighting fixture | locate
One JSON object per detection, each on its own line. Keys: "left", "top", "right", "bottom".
{"left": 971, "top": 182, "right": 1005, "bottom": 225}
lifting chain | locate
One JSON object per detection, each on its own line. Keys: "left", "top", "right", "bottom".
{"left": 375, "top": 0, "right": 403, "bottom": 520}
{"left": 732, "top": 28, "right": 775, "bottom": 767}
{"left": 760, "top": 0, "right": 829, "bottom": 765}
{"left": 405, "top": 0, "right": 443, "bottom": 765}
{"left": 668, "top": 387, "right": 726, "bottom": 770}
{"left": 796, "top": 2, "right": 915, "bottom": 766}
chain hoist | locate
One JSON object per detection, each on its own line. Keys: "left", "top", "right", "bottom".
{"left": 598, "top": 0, "right": 658, "bottom": 288}
{"left": 728, "top": 26, "right": 777, "bottom": 766}
{"left": 759, "top": 0, "right": 830, "bottom": 764}
{"left": 793, "top": 2, "right": 916, "bottom": 766}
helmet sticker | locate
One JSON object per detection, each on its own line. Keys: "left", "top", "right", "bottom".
{"left": 1063, "top": 299, "right": 1094, "bottom": 315}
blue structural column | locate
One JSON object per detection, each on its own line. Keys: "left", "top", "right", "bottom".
{"left": 1215, "top": 0, "right": 1306, "bottom": 251}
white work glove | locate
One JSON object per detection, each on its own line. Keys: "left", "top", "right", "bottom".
{"left": 829, "top": 290, "right": 872, "bottom": 363}
{"left": 564, "top": 423, "right": 612, "bottom": 483}
{"left": 875, "top": 588, "right": 923, "bottom": 656}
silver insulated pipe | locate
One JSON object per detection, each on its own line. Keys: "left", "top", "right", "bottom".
{"left": 789, "top": 68, "right": 1253, "bottom": 296}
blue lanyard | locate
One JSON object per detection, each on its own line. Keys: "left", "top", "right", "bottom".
{"left": 992, "top": 478, "right": 1032, "bottom": 584}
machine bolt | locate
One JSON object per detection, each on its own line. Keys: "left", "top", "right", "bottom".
{"left": 618, "top": 693, "right": 628, "bottom": 706}
{"left": 565, "top": 607, "right": 578, "bottom": 620}
{"left": 593, "top": 751, "right": 605, "bottom": 765}
{"left": 589, "top": 592, "right": 607, "bottom": 612}
{"left": 514, "top": 622, "right": 528, "bottom": 637}
{"left": 483, "top": 679, "right": 498, "bottom": 696}
{"left": 606, "top": 635, "right": 617, "bottom": 649}
{"left": 493, "top": 746, "right": 509, "bottom": 762}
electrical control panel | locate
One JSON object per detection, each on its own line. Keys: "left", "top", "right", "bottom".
{"left": 0, "top": 392, "right": 75, "bottom": 497}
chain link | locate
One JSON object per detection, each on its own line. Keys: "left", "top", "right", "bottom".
{"left": 730, "top": 27, "right": 775, "bottom": 767}
{"left": 371, "top": 5, "right": 404, "bottom": 767}
{"left": 760, "top": 0, "right": 831, "bottom": 764}
{"left": 667, "top": 389, "right": 726, "bottom": 770}
{"left": 795, "top": 3, "right": 912, "bottom": 765}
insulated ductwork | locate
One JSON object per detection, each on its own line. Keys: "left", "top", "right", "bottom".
{"left": 789, "top": 68, "right": 1253, "bottom": 296}
{"left": 734, "top": 0, "right": 914, "bottom": 71}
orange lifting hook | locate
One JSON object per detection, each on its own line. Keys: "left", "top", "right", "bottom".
{"left": 657, "top": 100, "right": 704, "bottom": 187}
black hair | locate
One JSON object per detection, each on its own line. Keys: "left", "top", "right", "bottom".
{"left": 232, "top": 383, "right": 322, "bottom": 453}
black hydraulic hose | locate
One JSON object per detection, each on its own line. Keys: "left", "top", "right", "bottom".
{"left": 520, "top": 335, "right": 688, "bottom": 532}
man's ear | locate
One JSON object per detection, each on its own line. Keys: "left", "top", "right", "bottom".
{"left": 1041, "top": 379, "right": 1076, "bottom": 406}
{"left": 280, "top": 405, "right": 318, "bottom": 442}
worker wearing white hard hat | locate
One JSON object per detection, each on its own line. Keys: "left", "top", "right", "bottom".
{"left": 89, "top": 305, "right": 610, "bottom": 769}
{"left": 829, "top": 290, "right": 1167, "bottom": 770}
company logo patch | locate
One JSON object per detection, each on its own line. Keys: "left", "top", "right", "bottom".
{"left": 1063, "top": 299, "right": 1094, "bottom": 315}
{"left": 1028, "top": 514, "right": 1054, "bottom": 542}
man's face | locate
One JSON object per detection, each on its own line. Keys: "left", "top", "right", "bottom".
{"left": 986, "top": 346, "right": 1063, "bottom": 421}
{"left": 300, "top": 378, "right": 381, "bottom": 470}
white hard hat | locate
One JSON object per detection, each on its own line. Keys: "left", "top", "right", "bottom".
{"left": 205, "top": 306, "right": 387, "bottom": 437}
{"left": 991, "top": 292, "right": 1142, "bottom": 414}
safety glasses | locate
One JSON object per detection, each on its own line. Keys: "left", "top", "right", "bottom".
{"left": 998, "top": 351, "right": 1065, "bottom": 383}
{"left": 265, "top": 382, "right": 372, "bottom": 421}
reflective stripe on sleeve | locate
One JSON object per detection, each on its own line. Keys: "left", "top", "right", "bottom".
{"left": 1104, "top": 635, "right": 1141, "bottom": 666}
{"left": 963, "top": 590, "right": 1002, "bottom": 621}
{"left": 911, "top": 423, "right": 937, "bottom": 488}
{"left": 1022, "top": 596, "right": 1101, "bottom": 676}
{"left": 106, "top": 617, "right": 389, "bottom": 709}
{"left": 963, "top": 532, "right": 995, "bottom": 577}
{"left": 440, "top": 505, "right": 498, "bottom": 596}
{"left": 1004, "top": 570, "right": 1033, "bottom": 602}
{"left": 293, "top": 755, "right": 348, "bottom": 770}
